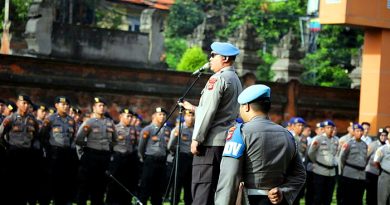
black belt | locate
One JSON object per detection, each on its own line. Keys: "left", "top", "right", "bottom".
{"left": 345, "top": 162, "right": 366, "bottom": 171}
{"left": 316, "top": 160, "right": 336, "bottom": 169}
{"left": 382, "top": 169, "right": 390, "bottom": 175}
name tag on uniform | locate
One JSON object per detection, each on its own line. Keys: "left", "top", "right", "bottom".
{"left": 223, "top": 123, "right": 245, "bottom": 159}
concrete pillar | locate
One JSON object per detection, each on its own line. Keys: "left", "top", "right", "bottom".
{"left": 359, "top": 28, "right": 390, "bottom": 135}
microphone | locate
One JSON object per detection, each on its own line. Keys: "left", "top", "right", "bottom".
{"left": 192, "top": 62, "right": 210, "bottom": 75}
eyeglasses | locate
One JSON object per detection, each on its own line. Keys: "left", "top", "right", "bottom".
{"left": 210, "top": 53, "right": 221, "bottom": 58}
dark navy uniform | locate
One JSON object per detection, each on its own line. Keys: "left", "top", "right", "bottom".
{"left": 40, "top": 108, "right": 76, "bottom": 204}
{"left": 106, "top": 109, "right": 139, "bottom": 205}
{"left": 0, "top": 105, "right": 39, "bottom": 204}
{"left": 75, "top": 97, "right": 116, "bottom": 205}
{"left": 138, "top": 121, "right": 171, "bottom": 205}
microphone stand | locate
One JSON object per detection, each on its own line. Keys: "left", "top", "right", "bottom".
{"left": 155, "top": 71, "right": 205, "bottom": 205}
{"left": 106, "top": 171, "right": 143, "bottom": 205}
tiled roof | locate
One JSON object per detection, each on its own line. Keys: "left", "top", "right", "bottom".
{"left": 120, "top": 0, "right": 175, "bottom": 10}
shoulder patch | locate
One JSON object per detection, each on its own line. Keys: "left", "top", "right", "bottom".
{"left": 223, "top": 123, "right": 245, "bottom": 159}
{"left": 342, "top": 143, "right": 349, "bottom": 150}
{"left": 226, "top": 126, "right": 236, "bottom": 141}
{"left": 2, "top": 118, "right": 11, "bottom": 127}
{"left": 207, "top": 78, "right": 218, "bottom": 90}
{"left": 143, "top": 130, "right": 150, "bottom": 139}
{"left": 312, "top": 140, "right": 319, "bottom": 146}
{"left": 83, "top": 125, "right": 90, "bottom": 133}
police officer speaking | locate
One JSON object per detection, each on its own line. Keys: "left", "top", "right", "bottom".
{"left": 215, "top": 84, "right": 306, "bottom": 205}
{"left": 180, "top": 42, "right": 243, "bottom": 205}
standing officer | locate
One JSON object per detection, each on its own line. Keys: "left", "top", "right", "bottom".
{"left": 76, "top": 97, "right": 116, "bottom": 205}
{"left": 338, "top": 123, "right": 367, "bottom": 205}
{"left": 40, "top": 96, "right": 76, "bottom": 205}
{"left": 365, "top": 128, "right": 388, "bottom": 205}
{"left": 374, "top": 131, "right": 390, "bottom": 205}
{"left": 0, "top": 95, "right": 39, "bottom": 204}
{"left": 138, "top": 107, "right": 171, "bottom": 205}
{"left": 308, "top": 120, "right": 338, "bottom": 205}
{"left": 168, "top": 110, "right": 195, "bottom": 205}
{"left": 215, "top": 84, "right": 306, "bottom": 205}
{"left": 180, "top": 42, "right": 243, "bottom": 205}
{"left": 106, "top": 108, "right": 138, "bottom": 205}
{"left": 305, "top": 122, "right": 324, "bottom": 205}
{"left": 288, "top": 117, "right": 306, "bottom": 205}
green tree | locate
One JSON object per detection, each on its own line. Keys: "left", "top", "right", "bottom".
{"left": 300, "top": 25, "right": 363, "bottom": 88}
{"left": 165, "top": 0, "right": 204, "bottom": 38}
{"left": 177, "top": 46, "right": 208, "bottom": 72}
{"left": 0, "top": 0, "right": 32, "bottom": 31}
{"left": 165, "top": 37, "right": 187, "bottom": 69}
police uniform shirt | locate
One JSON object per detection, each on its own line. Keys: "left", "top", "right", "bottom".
{"left": 339, "top": 139, "right": 367, "bottom": 180}
{"left": 40, "top": 113, "right": 76, "bottom": 148}
{"left": 138, "top": 123, "right": 171, "bottom": 160}
{"left": 167, "top": 124, "right": 193, "bottom": 154}
{"left": 374, "top": 144, "right": 390, "bottom": 173}
{"left": 113, "top": 122, "right": 135, "bottom": 154}
{"left": 192, "top": 66, "right": 242, "bottom": 146}
{"left": 308, "top": 134, "right": 339, "bottom": 176}
{"left": 75, "top": 117, "right": 116, "bottom": 151}
{"left": 0, "top": 112, "right": 39, "bottom": 148}
{"left": 215, "top": 116, "right": 306, "bottom": 205}
{"left": 366, "top": 140, "right": 383, "bottom": 175}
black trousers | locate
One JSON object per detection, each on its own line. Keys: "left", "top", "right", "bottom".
{"left": 139, "top": 155, "right": 166, "bottom": 205}
{"left": 77, "top": 148, "right": 111, "bottom": 205}
{"left": 4, "top": 147, "right": 34, "bottom": 205}
{"left": 312, "top": 173, "right": 336, "bottom": 205}
{"left": 336, "top": 175, "right": 345, "bottom": 205}
{"left": 366, "top": 172, "right": 378, "bottom": 205}
{"left": 248, "top": 195, "right": 289, "bottom": 205}
{"left": 48, "top": 147, "right": 76, "bottom": 205}
{"left": 304, "top": 170, "right": 314, "bottom": 205}
{"left": 341, "top": 176, "right": 365, "bottom": 205}
{"left": 172, "top": 153, "right": 193, "bottom": 205}
{"left": 106, "top": 151, "right": 139, "bottom": 205}
{"left": 191, "top": 146, "right": 224, "bottom": 205}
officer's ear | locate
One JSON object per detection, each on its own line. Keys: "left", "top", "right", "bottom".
{"left": 244, "top": 103, "right": 250, "bottom": 112}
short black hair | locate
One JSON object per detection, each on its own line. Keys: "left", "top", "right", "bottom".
{"left": 249, "top": 97, "right": 271, "bottom": 113}
{"left": 361, "top": 122, "right": 371, "bottom": 127}
{"left": 223, "top": 55, "right": 236, "bottom": 63}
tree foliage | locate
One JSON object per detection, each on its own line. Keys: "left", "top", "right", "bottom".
{"left": 165, "top": 37, "right": 187, "bottom": 69}
{"left": 177, "top": 46, "right": 208, "bottom": 72}
{"left": 300, "top": 25, "right": 363, "bottom": 88}
{"left": 165, "top": 0, "right": 204, "bottom": 38}
{"left": 0, "top": 0, "right": 32, "bottom": 31}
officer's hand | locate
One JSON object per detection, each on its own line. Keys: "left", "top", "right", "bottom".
{"left": 179, "top": 101, "right": 195, "bottom": 112}
{"left": 191, "top": 140, "right": 199, "bottom": 155}
{"left": 268, "top": 187, "right": 283, "bottom": 204}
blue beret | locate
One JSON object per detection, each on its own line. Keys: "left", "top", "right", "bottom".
{"left": 291, "top": 117, "right": 306, "bottom": 124}
{"left": 211, "top": 42, "right": 240, "bottom": 56}
{"left": 55, "top": 96, "right": 70, "bottom": 104}
{"left": 316, "top": 122, "right": 324, "bottom": 128}
{"left": 323, "top": 120, "right": 335, "bottom": 127}
{"left": 238, "top": 84, "right": 271, "bottom": 104}
{"left": 353, "top": 123, "right": 363, "bottom": 131}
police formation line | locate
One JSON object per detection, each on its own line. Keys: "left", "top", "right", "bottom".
{"left": 286, "top": 117, "right": 390, "bottom": 205}
{"left": 0, "top": 95, "right": 198, "bottom": 205}
{"left": 0, "top": 41, "right": 389, "bottom": 205}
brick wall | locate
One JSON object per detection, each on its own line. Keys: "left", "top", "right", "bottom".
{"left": 0, "top": 54, "right": 360, "bottom": 134}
